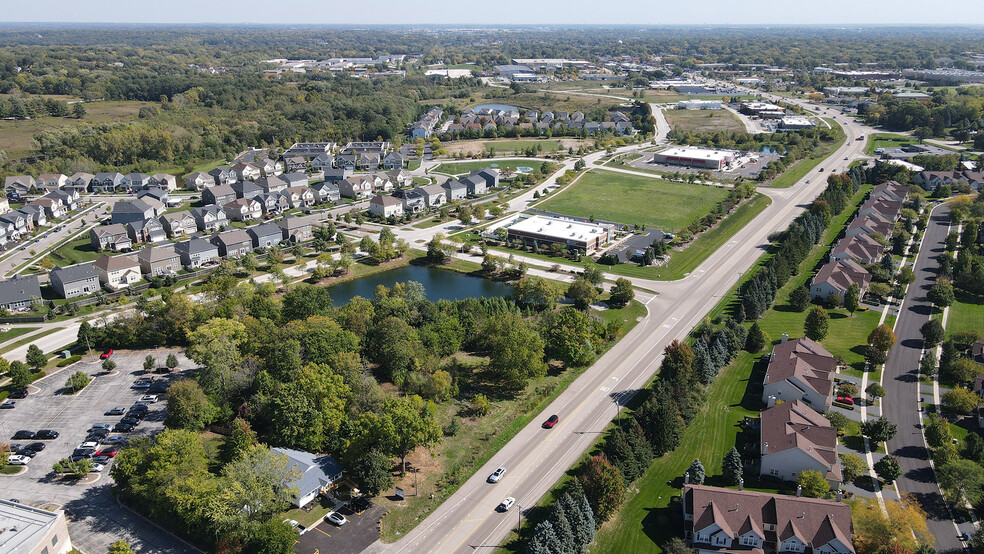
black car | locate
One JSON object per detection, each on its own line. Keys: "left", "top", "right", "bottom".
{"left": 88, "top": 428, "right": 110, "bottom": 438}
{"left": 85, "top": 434, "right": 107, "bottom": 443}
{"left": 0, "top": 401, "right": 14, "bottom": 409}
{"left": 120, "top": 416, "right": 141, "bottom": 427}
{"left": 25, "top": 442, "right": 45, "bottom": 452}
{"left": 72, "top": 448, "right": 95, "bottom": 458}
{"left": 15, "top": 449, "right": 38, "bottom": 458}
{"left": 113, "top": 423, "right": 134, "bottom": 433}
{"left": 12, "top": 430, "right": 35, "bottom": 440}
{"left": 35, "top": 430, "right": 59, "bottom": 440}
{"left": 9, "top": 389, "right": 27, "bottom": 399}
{"left": 125, "top": 410, "right": 146, "bottom": 419}
{"left": 68, "top": 455, "right": 89, "bottom": 463}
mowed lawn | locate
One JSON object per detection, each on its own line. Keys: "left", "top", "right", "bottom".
{"left": 431, "top": 159, "right": 543, "bottom": 176}
{"left": 537, "top": 169, "right": 729, "bottom": 232}
{"left": 947, "top": 291, "right": 984, "bottom": 337}
{"left": 663, "top": 108, "right": 745, "bottom": 134}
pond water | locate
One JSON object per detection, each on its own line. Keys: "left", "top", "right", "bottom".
{"left": 327, "top": 264, "right": 513, "bottom": 305}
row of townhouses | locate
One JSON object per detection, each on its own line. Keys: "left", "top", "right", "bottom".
{"left": 367, "top": 169, "right": 499, "bottom": 218}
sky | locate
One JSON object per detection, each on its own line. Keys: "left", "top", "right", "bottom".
{"left": 4, "top": 0, "right": 984, "bottom": 25}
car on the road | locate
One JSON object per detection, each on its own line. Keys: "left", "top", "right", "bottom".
{"left": 139, "top": 395, "right": 160, "bottom": 403}
{"left": 12, "top": 430, "right": 35, "bottom": 440}
{"left": 542, "top": 415, "right": 559, "bottom": 429}
{"left": 497, "top": 497, "right": 516, "bottom": 512}
{"left": 488, "top": 466, "right": 506, "bottom": 483}
{"left": 0, "top": 400, "right": 15, "bottom": 409}
{"left": 325, "top": 511, "right": 348, "bottom": 526}
{"left": 7, "top": 455, "right": 31, "bottom": 465}
{"left": 100, "top": 349, "right": 114, "bottom": 359}
{"left": 25, "top": 442, "right": 46, "bottom": 452}
{"left": 113, "top": 423, "right": 135, "bottom": 433}
{"left": 9, "top": 389, "right": 28, "bottom": 399}
{"left": 105, "top": 407, "right": 127, "bottom": 416}
{"left": 35, "top": 430, "right": 59, "bottom": 440}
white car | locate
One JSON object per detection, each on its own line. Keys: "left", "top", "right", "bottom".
{"left": 78, "top": 441, "right": 99, "bottom": 450}
{"left": 325, "top": 511, "right": 347, "bottom": 526}
{"left": 282, "top": 519, "right": 304, "bottom": 535}
{"left": 139, "top": 395, "right": 159, "bottom": 403}
{"left": 7, "top": 455, "right": 31, "bottom": 465}
{"left": 90, "top": 463, "right": 106, "bottom": 473}
{"left": 498, "top": 497, "right": 516, "bottom": 512}
{"left": 488, "top": 466, "right": 506, "bottom": 483}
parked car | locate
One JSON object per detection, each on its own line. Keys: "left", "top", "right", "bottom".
{"left": 9, "top": 389, "right": 27, "bottom": 399}
{"left": 90, "top": 463, "right": 106, "bottom": 473}
{"left": 15, "top": 449, "right": 38, "bottom": 458}
{"left": 100, "top": 349, "right": 114, "bottom": 359}
{"left": 0, "top": 400, "right": 15, "bottom": 409}
{"left": 7, "top": 455, "right": 31, "bottom": 465}
{"left": 35, "top": 430, "right": 59, "bottom": 440}
{"left": 71, "top": 448, "right": 95, "bottom": 459}
{"left": 283, "top": 519, "right": 305, "bottom": 535}
{"left": 78, "top": 441, "right": 99, "bottom": 450}
{"left": 25, "top": 443, "right": 46, "bottom": 452}
{"left": 90, "top": 423, "right": 113, "bottom": 432}
{"left": 325, "top": 512, "right": 347, "bottom": 526}
{"left": 105, "top": 407, "right": 127, "bottom": 416}
{"left": 120, "top": 417, "right": 141, "bottom": 427}
{"left": 488, "top": 466, "right": 506, "bottom": 483}
{"left": 139, "top": 395, "right": 160, "bottom": 404}
{"left": 836, "top": 396, "right": 855, "bottom": 405}
{"left": 113, "top": 423, "right": 134, "bottom": 433}
{"left": 95, "top": 448, "right": 119, "bottom": 458}
{"left": 92, "top": 455, "right": 112, "bottom": 464}
{"left": 131, "top": 381, "right": 151, "bottom": 389}
{"left": 542, "top": 415, "right": 559, "bottom": 429}
{"left": 12, "top": 430, "right": 35, "bottom": 440}
{"left": 101, "top": 435, "right": 125, "bottom": 445}
{"left": 497, "top": 497, "right": 516, "bottom": 512}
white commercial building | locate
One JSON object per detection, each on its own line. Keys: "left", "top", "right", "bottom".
{"left": 0, "top": 499, "right": 74, "bottom": 553}
{"left": 779, "top": 116, "right": 815, "bottom": 130}
{"left": 677, "top": 99, "right": 721, "bottom": 110}
{"left": 741, "top": 101, "right": 784, "bottom": 114}
{"left": 651, "top": 146, "right": 738, "bottom": 171}
{"left": 505, "top": 215, "right": 614, "bottom": 253}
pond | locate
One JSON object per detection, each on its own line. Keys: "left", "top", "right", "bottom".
{"left": 327, "top": 264, "right": 513, "bottom": 305}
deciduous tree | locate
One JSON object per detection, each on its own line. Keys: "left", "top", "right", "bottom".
{"left": 797, "top": 469, "right": 830, "bottom": 498}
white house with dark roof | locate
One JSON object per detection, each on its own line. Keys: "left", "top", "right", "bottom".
{"left": 760, "top": 399, "right": 842, "bottom": 487}
{"left": 273, "top": 447, "right": 344, "bottom": 508}
{"left": 185, "top": 171, "right": 213, "bottom": 191}
{"left": 89, "top": 224, "right": 132, "bottom": 252}
{"left": 762, "top": 336, "right": 837, "bottom": 412}
{"left": 223, "top": 198, "right": 263, "bottom": 222}
{"left": 191, "top": 205, "right": 228, "bottom": 233}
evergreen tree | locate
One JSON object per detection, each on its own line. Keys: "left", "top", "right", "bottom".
{"left": 576, "top": 493, "right": 596, "bottom": 549}
{"left": 603, "top": 427, "right": 641, "bottom": 483}
{"left": 804, "top": 306, "right": 829, "bottom": 341}
{"left": 688, "top": 458, "right": 706, "bottom": 485}
{"left": 550, "top": 506, "right": 576, "bottom": 554}
{"left": 723, "top": 447, "right": 743, "bottom": 485}
{"left": 527, "top": 520, "right": 559, "bottom": 554}
{"left": 746, "top": 322, "right": 768, "bottom": 352}
{"left": 635, "top": 396, "right": 684, "bottom": 455}
{"left": 691, "top": 339, "right": 716, "bottom": 385}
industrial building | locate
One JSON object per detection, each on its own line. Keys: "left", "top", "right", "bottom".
{"left": 779, "top": 116, "right": 815, "bottom": 130}
{"left": 0, "top": 499, "right": 74, "bottom": 553}
{"left": 676, "top": 99, "right": 721, "bottom": 110}
{"left": 740, "top": 101, "right": 784, "bottom": 117}
{"left": 505, "top": 215, "right": 613, "bottom": 253}
{"left": 651, "top": 146, "right": 738, "bottom": 171}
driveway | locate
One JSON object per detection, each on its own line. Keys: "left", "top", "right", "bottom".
{"left": 1, "top": 348, "right": 198, "bottom": 553}
{"left": 295, "top": 503, "right": 387, "bottom": 554}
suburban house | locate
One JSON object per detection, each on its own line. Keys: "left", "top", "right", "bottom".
{"left": 337, "top": 154, "right": 357, "bottom": 171}
{"left": 0, "top": 212, "right": 30, "bottom": 236}
{"left": 3, "top": 175, "right": 34, "bottom": 197}
{"left": 284, "top": 142, "right": 334, "bottom": 160}
{"left": 223, "top": 198, "right": 263, "bottom": 222}
{"left": 256, "top": 175, "right": 288, "bottom": 194}
{"left": 185, "top": 172, "right": 213, "bottom": 191}
{"left": 278, "top": 215, "right": 315, "bottom": 243}
{"left": 273, "top": 447, "right": 344, "bottom": 508}
{"left": 844, "top": 212, "right": 893, "bottom": 240}
{"left": 322, "top": 168, "right": 350, "bottom": 184}
{"left": 91, "top": 172, "right": 126, "bottom": 193}
{"left": 284, "top": 186, "right": 316, "bottom": 208}
{"left": 309, "top": 182, "right": 340, "bottom": 204}
{"left": 208, "top": 167, "right": 239, "bottom": 186}
{"left": 682, "top": 484, "right": 854, "bottom": 554}
{"left": 870, "top": 180, "right": 909, "bottom": 204}
{"left": 312, "top": 154, "right": 335, "bottom": 172}
{"left": 211, "top": 229, "right": 254, "bottom": 258}
{"left": 231, "top": 162, "right": 261, "bottom": 182}
{"left": 470, "top": 168, "right": 500, "bottom": 189}
{"left": 175, "top": 236, "right": 220, "bottom": 268}
{"left": 111, "top": 199, "right": 156, "bottom": 226}
{"left": 760, "top": 400, "right": 842, "bottom": 487}
{"left": 47, "top": 189, "right": 79, "bottom": 212}
{"left": 382, "top": 151, "right": 404, "bottom": 170}
{"left": 28, "top": 197, "right": 66, "bottom": 219}
{"left": 369, "top": 195, "right": 404, "bottom": 218}
{"left": 137, "top": 187, "right": 169, "bottom": 205}
{"left": 0, "top": 275, "right": 42, "bottom": 311}
{"left": 414, "top": 184, "right": 447, "bottom": 207}
{"left": 440, "top": 178, "right": 468, "bottom": 202}
{"left": 829, "top": 234, "right": 884, "bottom": 265}
{"left": 284, "top": 156, "right": 307, "bottom": 173}
{"left": 18, "top": 206, "right": 46, "bottom": 228}
{"left": 48, "top": 263, "right": 100, "bottom": 299}
{"left": 125, "top": 172, "right": 152, "bottom": 190}
{"left": 386, "top": 169, "right": 413, "bottom": 188}
{"left": 232, "top": 181, "right": 263, "bottom": 200}
{"left": 89, "top": 224, "right": 132, "bottom": 252}
{"left": 95, "top": 254, "right": 142, "bottom": 290}
{"left": 191, "top": 206, "right": 229, "bottom": 233}
{"left": 37, "top": 173, "right": 68, "bottom": 191}
{"left": 160, "top": 211, "right": 197, "bottom": 237}
{"left": 149, "top": 173, "right": 178, "bottom": 191}
{"left": 199, "top": 183, "right": 233, "bottom": 206}
{"left": 857, "top": 197, "right": 902, "bottom": 221}
{"left": 247, "top": 222, "right": 283, "bottom": 249}
{"left": 126, "top": 218, "right": 167, "bottom": 244}
{"left": 461, "top": 174, "right": 488, "bottom": 196}
{"left": 338, "top": 176, "right": 374, "bottom": 199}
{"left": 0, "top": 196, "right": 9, "bottom": 215}
{"left": 68, "top": 172, "right": 94, "bottom": 192}
{"left": 762, "top": 336, "right": 837, "bottom": 412}
{"left": 137, "top": 245, "right": 181, "bottom": 277}
{"left": 258, "top": 193, "right": 289, "bottom": 215}
{"left": 811, "top": 258, "right": 871, "bottom": 304}
{"left": 256, "top": 158, "right": 283, "bottom": 176}
{"left": 283, "top": 173, "right": 309, "bottom": 188}
{"left": 912, "top": 170, "right": 983, "bottom": 191}
{"left": 392, "top": 189, "right": 426, "bottom": 213}
{"left": 358, "top": 152, "right": 381, "bottom": 170}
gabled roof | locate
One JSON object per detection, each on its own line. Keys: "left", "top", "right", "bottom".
{"left": 766, "top": 337, "right": 837, "bottom": 398}
{"left": 176, "top": 236, "right": 218, "bottom": 255}
{"left": 248, "top": 222, "right": 282, "bottom": 238}
{"left": 112, "top": 199, "right": 153, "bottom": 214}
{"left": 95, "top": 254, "right": 139, "bottom": 272}
{"left": 370, "top": 195, "right": 403, "bottom": 207}
{"left": 277, "top": 214, "right": 314, "bottom": 231}
{"left": 50, "top": 263, "right": 98, "bottom": 283}
{"left": 831, "top": 233, "right": 884, "bottom": 262}
{"left": 213, "top": 229, "right": 252, "bottom": 246}
{"left": 91, "top": 223, "right": 129, "bottom": 239}
{"left": 0, "top": 275, "right": 41, "bottom": 305}
{"left": 161, "top": 210, "right": 195, "bottom": 224}
{"left": 273, "top": 447, "right": 344, "bottom": 496}
{"left": 137, "top": 244, "right": 179, "bottom": 263}
{"left": 814, "top": 258, "right": 870, "bottom": 294}
{"left": 761, "top": 400, "right": 839, "bottom": 473}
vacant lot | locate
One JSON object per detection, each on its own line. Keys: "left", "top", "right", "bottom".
{"left": 0, "top": 100, "right": 151, "bottom": 157}
{"left": 663, "top": 108, "right": 744, "bottom": 134}
{"left": 50, "top": 236, "right": 102, "bottom": 267}
{"left": 537, "top": 169, "right": 728, "bottom": 232}
{"left": 431, "top": 159, "right": 543, "bottom": 176}
{"left": 442, "top": 138, "right": 588, "bottom": 156}
{"left": 864, "top": 133, "right": 915, "bottom": 155}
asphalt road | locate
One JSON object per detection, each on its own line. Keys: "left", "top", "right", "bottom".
{"left": 369, "top": 100, "right": 873, "bottom": 554}
{"left": 882, "top": 204, "right": 968, "bottom": 553}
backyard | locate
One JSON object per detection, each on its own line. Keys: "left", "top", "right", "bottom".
{"left": 431, "top": 159, "right": 544, "bottom": 177}
{"left": 663, "top": 108, "right": 745, "bottom": 134}
{"left": 536, "top": 169, "right": 729, "bottom": 232}
{"left": 49, "top": 236, "right": 103, "bottom": 267}
{"left": 946, "top": 291, "right": 984, "bottom": 337}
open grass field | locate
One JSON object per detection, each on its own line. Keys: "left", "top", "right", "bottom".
{"left": 0, "top": 99, "right": 151, "bottom": 157}
{"left": 946, "top": 291, "right": 984, "bottom": 337}
{"left": 864, "top": 133, "right": 915, "bottom": 155}
{"left": 49, "top": 236, "right": 103, "bottom": 267}
{"left": 0, "top": 326, "right": 39, "bottom": 345}
{"left": 431, "top": 159, "right": 543, "bottom": 176}
{"left": 442, "top": 138, "right": 588, "bottom": 156}
{"left": 767, "top": 118, "right": 846, "bottom": 189}
{"left": 663, "top": 108, "right": 745, "bottom": 134}
{"left": 537, "top": 169, "right": 729, "bottom": 232}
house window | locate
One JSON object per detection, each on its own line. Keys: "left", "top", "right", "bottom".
{"left": 742, "top": 536, "right": 758, "bottom": 546}
{"left": 770, "top": 469, "right": 780, "bottom": 476}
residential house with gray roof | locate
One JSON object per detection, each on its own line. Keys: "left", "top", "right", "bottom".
{"left": 0, "top": 275, "right": 42, "bottom": 311}
{"left": 191, "top": 206, "right": 228, "bottom": 233}
{"left": 278, "top": 215, "right": 315, "bottom": 243}
{"left": 48, "top": 263, "right": 99, "bottom": 299}
{"left": 185, "top": 172, "right": 213, "bottom": 191}
{"left": 273, "top": 447, "right": 344, "bottom": 508}
{"left": 211, "top": 229, "right": 253, "bottom": 258}
{"left": 138, "top": 244, "right": 181, "bottom": 277}
{"left": 203, "top": 184, "right": 237, "bottom": 207}
{"left": 126, "top": 218, "right": 167, "bottom": 244}
{"left": 247, "top": 222, "right": 283, "bottom": 249}
{"left": 441, "top": 178, "right": 467, "bottom": 202}
{"left": 111, "top": 199, "right": 155, "bottom": 226}
{"left": 309, "top": 182, "right": 340, "bottom": 204}
{"left": 159, "top": 211, "right": 196, "bottom": 238}
{"left": 223, "top": 198, "right": 263, "bottom": 222}
{"left": 90, "top": 224, "right": 132, "bottom": 252}
{"left": 91, "top": 172, "right": 126, "bottom": 193}
{"left": 232, "top": 181, "right": 263, "bottom": 200}
{"left": 175, "top": 236, "right": 220, "bottom": 268}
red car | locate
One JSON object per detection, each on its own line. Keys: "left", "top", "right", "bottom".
{"left": 100, "top": 349, "right": 114, "bottom": 359}
{"left": 836, "top": 396, "right": 855, "bottom": 405}
{"left": 542, "top": 415, "right": 559, "bottom": 429}
{"left": 94, "top": 448, "right": 119, "bottom": 458}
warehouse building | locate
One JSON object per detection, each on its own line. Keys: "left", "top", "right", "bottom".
{"left": 651, "top": 146, "right": 738, "bottom": 171}
{"left": 677, "top": 99, "right": 721, "bottom": 110}
{"left": 779, "top": 116, "right": 816, "bottom": 130}
{"left": 505, "top": 215, "right": 613, "bottom": 254}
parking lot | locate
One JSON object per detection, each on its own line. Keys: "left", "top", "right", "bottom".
{"left": 1, "top": 348, "right": 199, "bottom": 553}
{"left": 294, "top": 502, "right": 387, "bottom": 554}
{"left": 628, "top": 149, "right": 781, "bottom": 181}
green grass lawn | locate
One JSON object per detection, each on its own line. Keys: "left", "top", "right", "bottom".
{"left": 537, "top": 169, "right": 729, "bottom": 232}
{"left": 0, "top": 326, "right": 39, "bottom": 345}
{"left": 663, "top": 108, "right": 745, "bottom": 134}
{"left": 946, "top": 291, "right": 983, "bottom": 337}
{"left": 431, "top": 159, "right": 544, "bottom": 176}
{"left": 49, "top": 236, "right": 102, "bottom": 267}
{"left": 767, "top": 119, "right": 846, "bottom": 189}
{"left": 864, "top": 133, "right": 915, "bottom": 155}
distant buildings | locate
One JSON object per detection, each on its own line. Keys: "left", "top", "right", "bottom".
{"left": 651, "top": 146, "right": 738, "bottom": 171}
{"left": 677, "top": 99, "right": 722, "bottom": 110}
{"left": 0, "top": 498, "right": 74, "bottom": 554}
{"left": 504, "top": 215, "right": 614, "bottom": 254}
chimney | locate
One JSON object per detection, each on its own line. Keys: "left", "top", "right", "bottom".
{"left": 796, "top": 485, "right": 802, "bottom": 497}
{"left": 738, "top": 478, "right": 744, "bottom": 491}
{"left": 767, "top": 395, "right": 776, "bottom": 408}
{"left": 836, "top": 490, "right": 843, "bottom": 501}
{"left": 685, "top": 471, "right": 691, "bottom": 484}
{"left": 781, "top": 332, "right": 789, "bottom": 343}
{"left": 763, "top": 442, "right": 769, "bottom": 454}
